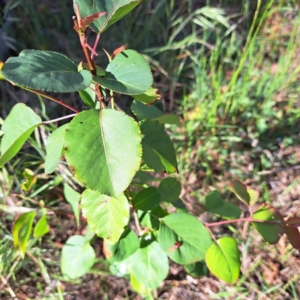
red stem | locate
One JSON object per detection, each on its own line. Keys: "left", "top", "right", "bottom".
{"left": 74, "top": 8, "right": 104, "bottom": 108}
{"left": 91, "top": 33, "right": 101, "bottom": 59}
{"left": 23, "top": 88, "right": 79, "bottom": 113}
{"left": 206, "top": 217, "right": 282, "bottom": 227}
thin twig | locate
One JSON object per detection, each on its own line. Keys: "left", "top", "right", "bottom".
{"left": 133, "top": 209, "right": 143, "bottom": 236}
{"left": 257, "top": 165, "right": 300, "bottom": 175}
{"left": 83, "top": 41, "right": 98, "bottom": 57}
{"left": 126, "top": 188, "right": 143, "bottom": 235}
{"left": 0, "top": 276, "right": 16, "bottom": 298}
{"left": 91, "top": 33, "right": 101, "bottom": 59}
{"left": 205, "top": 217, "right": 282, "bottom": 227}
{"left": 22, "top": 88, "right": 79, "bottom": 113}
{"left": 48, "top": 209, "right": 87, "bottom": 221}
{"left": 74, "top": 4, "right": 96, "bottom": 73}
{"left": 95, "top": 84, "right": 104, "bottom": 108}
{"left": 74, "top": 5, "right": 104, "bottom": 108}
{"left": 42, "top": 114, "right": 77, "bottom": 124}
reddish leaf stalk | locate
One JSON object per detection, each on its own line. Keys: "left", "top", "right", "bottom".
{"left": 91, "top": 33, "right": 101, "bottom": 59}
{"left": 74, "top": 4, "right": 104, "bottom": 108}
{"left": 206, "top": 217, "right": 283, "bottom": 227}
{"left": 23, "top": 88, "right": 79, "bottom": 113}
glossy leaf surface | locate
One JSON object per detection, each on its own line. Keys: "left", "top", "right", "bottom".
{"left": 134, "top": 87, "right": 161, "bottom": 104}
{"left": 13, "top": 211, "right": 36, "bottom": 257}
{"left": 0, "top": 104, "right": 41, "bottom": 166}
{"left": 134, "top": 171, "right": 157, "bottom": 184}
{"left": 64, "top": 184, "right": 81, "bottom": 226}
{"left": 33, "top": 211, "right": 49, "bottom": 238}
{"left": 74, "top": 0, "right": 141, "bottom": 33}
{"left": 252, "top": 204, "right": 284, "bottom": 244}
{"left": 65, "top": 109, "right": 142, "bottom": 198}
{"left": 21, "top": 168, "right": 37, "bottom": 192}
{"left": 131, "top": 100, "right": 162, "bottom": 121}
{"left": 94, "top": 50, "right": 152, "bottom": 95}
{"left": 158, "top": 212, "right": 212, "bottom": 264}
{"left": 205, "top": 237, "right": 240, "bottom": 284}
{"left": 0, "top": 61, "right": 4, "bottom": 79}
{"left": 2, "top": 50, "right": 92, "bottom": 92}
{"left": 158, "top": 177, "right": 181, "bottom": 203}
{"left": 61, "top": 235, "right": 95, "bottom": 280}
{"left": 205, "top": 190, "right": 241, "bottom": 220}
{"left": 81, "top": 189, "right": 129, "bottom": 242}
{"left": 45, "top": 124, "right": 69, "bottom": 174}
{"left": 130, "top": 273, "right": 153, "bottom": 299}
{"left": 133, "top": 187, "right": 161, "bottom": 211}
{"left": 78, "top": 83, "right": 97, "bottom": 108}
{"left": 171, "top": 199, "right": 188, "bottom": 212}
{"left": 129, "top": 241, "right": 169, "bottom": 289}
{"left": 140, "top": 120, "right": 177, "bottom": 173}
{"left": 104, "top": 228, "right": 139, "bottom": 262}
{"left": 155, "top": 114, "right": 180, "bottom": 125}
{"left": 230, "top": 180, "right": 259, "bottom": 206}
{"left": 184, "top": 261, "right": 209, "bottom": 278}
{"left": 139, "top": 206, "right": 168, "bottom": 230}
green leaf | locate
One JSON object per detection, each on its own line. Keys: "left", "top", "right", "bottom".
{"left": 33, "top": 211, "right": 49, "bottom": 238}
{"left": 130, "top": 273, "right": 154, "bottom": 300}
{"left": 139, "top": 206, "right": 168, "bottom": 230}
{"left": 205, "top": 190, "right": 241, "bottom": 220}
{"left": 74, "top": 0, "right": 141, "bottom": 33}
{"left": 140, "top": 120, "right": 177, "bottom": 173}
{"left": 184, "top": 261, "right": 209, "bottom": 278}
{"left": 64, "top": 184, "right": 81, "bottom": 226}
{"left": 96, "top": 65, "right": 106, "bottom": 76}
{"left": 133, "top": 187, "right": 161, "bottom": 211}
{"left": 81, "top": 189, "right": 129, "bottom": 242}
{"left": 64, "top": 109, "right": 142, "bottom": 198}
{"left": 134, "top": 87, "right": 161, "bottom": 105}
{"left": 78, "top": 83, "right": 97, "bottom": 108}
{"left": 13, "top": 211, "right": 36, "bottom": 257}
{"left": 128, "top": 241, "right": 169, "bottom": 290}
{"left": 251, "top": 204, "right": 284, "bottom": 244}
{"left": 158, "top": 212, "right": 212, "bottom": 265}
{"left": 131, "top": 100, "right": 162, "bottom": 121}
{"left": 61, "top": 235, "right": 95, "bottom": 280}
{"left": 134, "top": 171, "right": 157, "bottom": 184}
{"left": 109, "top": 257, "right": 131, "bottom": 277}
{"left": 2, "top": 50, "right": 92, "bottom": 92}
{"left": 155, "top": 114, "right": 180, "bottom": 126}
{"left": 230, "top": 180, "right": 259, "bottom": 206}
{"left": 205, "top": 237, "right": 241, "bottom": 284}
{"left": 171, "top": 199, "right": 188, "bottom": 212}
{"left": 21, "top": 168, "right": 37, "bottom": 191}
{"left": 0, "top": 61, "right": 4, "bottom": 80}
{"left": 158, "top": 177, "right": 181, "bottom": 203}
{"left": 94, "top": 50, "right": 152, "bottom": 95}
{"left": 104, "top": 228, "right": 139, "bottom": 262}
{"left": 84, "top": 225, "right": 95, "bottom": 241}
{"left": 45, "top": 124, "right": 69, "bottom": 174}
{"left": 0, "top": 104, "right": 41, "bottom": 166}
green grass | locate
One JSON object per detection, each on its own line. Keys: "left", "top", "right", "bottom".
{"left": 171, "top": 0, "right": 300, "bottom": 187}
{"left": 0, "top": 0, "right": 300, "bottom": 298}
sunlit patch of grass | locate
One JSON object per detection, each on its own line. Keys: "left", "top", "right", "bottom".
{"left": 171, "top": 0, "right": 300, "bottom": 192}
